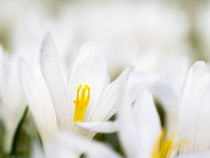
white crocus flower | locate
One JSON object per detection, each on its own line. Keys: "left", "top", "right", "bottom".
{"left": 0, "top": 46, "right": 26, "bottom": 152}
{"left": 19, "top": 32, "right": 132, "bottom": 151}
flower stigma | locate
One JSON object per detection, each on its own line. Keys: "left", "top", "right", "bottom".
{"left": 73, "top": 84, "right": 90, "bottom": 122}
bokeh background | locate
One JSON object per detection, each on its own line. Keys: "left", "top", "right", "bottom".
{"left": 0, "top": 0, "right": 210, "bottom": 157}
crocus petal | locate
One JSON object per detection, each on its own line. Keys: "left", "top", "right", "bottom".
{"left": 88, "top": 67, "right": 132, "bottom": 122}
{"left": 18, "top": 59, "right": 58, "bottom": 149}
{"left": 76, "top": 121, "right": 118, "bottom": 133}
{"left": 0, "top": 56, "right": 26, "bottom": 152}
{"left": 118, "top": 83, "right": 140, "bottom": 158}
{"left": 133, "top": 90, "right": 161, "bottom": 158}
{"left": 40, "top": 32, "right": 73, "bottom": 131}
{"left": 52, "top": 131, "right": 122, "bottom": 158}
{"left": 69, "top": 42, "right": 110, "bottom": 118}
{"left": 180, "top": 61, "right": 210, "bottom": 153}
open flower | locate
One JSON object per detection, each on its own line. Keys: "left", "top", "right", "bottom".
{"left": 19, "top": 32, "right": 132, "bottom": 151}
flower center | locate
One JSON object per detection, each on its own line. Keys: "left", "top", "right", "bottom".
{"left": 151, "top": 129, "right": 186, "bottom": 158}
{"left": 73, "top": 84, "right": 90, "bottom": 122}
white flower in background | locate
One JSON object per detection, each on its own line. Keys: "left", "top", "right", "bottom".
{"left": 0, "top": 46, "right": 26, "bottom": 152}
{"left": 19, "top": 32, "right": 132, "bottom": 151}
{"left": 45, "top": 131, "right": 121, "bottom": 158}
{"left": 3, "top": 0, "right": 190, "bottom": 76}
{"left": 57, "top": 1, "right": 190, "bottom": 75}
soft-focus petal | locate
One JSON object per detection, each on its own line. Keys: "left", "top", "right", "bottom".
{"left": 40, "top": 32, "right": 73, "bottom": 131}
{"left": 0, "top": 55, "right": 26, "bottom": 152}
{"left": 132, "top": 90, "right": 161, "bottom": 158}
{"left": 180, "top": 61, "right": 210, "bottom": 153}
{"left": 118, "top": 83, "right": 140, "bottom": 158}
{"left": 18, "top": 59, "right": 58, "bottom": 149}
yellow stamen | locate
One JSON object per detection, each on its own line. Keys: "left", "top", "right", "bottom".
{"left": 73, "top": 84, "right": 90, "bottom": 122}
{"left": 151, "top": 129, "right": 187, "bottom": 158}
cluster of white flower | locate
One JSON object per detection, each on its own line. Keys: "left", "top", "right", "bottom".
{"left": 1, "top": 0, "right": 210, "bottom": 158}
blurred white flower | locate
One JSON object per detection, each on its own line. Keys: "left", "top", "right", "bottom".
{"left": 19, "top": 32, "right": 132, "bottom": 151}
{"left": 117, "top": 82, "right": 185, "bottom": 158}
{"left": 0, "top": 46, "right": 26, "bottom": 152}
{"left": 153, "top": 61, "right": 210, "bottom": 157}
{"left": 118, "top": 88, "right": 161, "bottom": 158}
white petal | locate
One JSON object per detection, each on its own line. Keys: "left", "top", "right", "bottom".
{"left": 76, "top": 121, "right": 118, "bottom": 133}
{"left": 18, "top": 59, "right": 58, "bottom": 149}
{"left": 0, "top": 56, "right": 26, "bottom": 152}
{"left": 52, "top": 131, "right": 121, "bottom": 158}
{"left": 133, "top": 90, "right": 161, "bottom": 158}
{"left": 69, "top": 42, "right": 110, "bottom": 119}
{"left": 118, "top": 83, "right": 140, "bottom": 158}
{"left": 40, "top": 32, "right": 73, "bottom": 131}
{"left": 180, "top": 61, "right": 210, "bottom": 153}
{"left": 88, "top": 67, "right": 132, "bottom": 121}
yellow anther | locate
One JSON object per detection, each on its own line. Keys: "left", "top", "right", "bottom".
{"left": 151, "top": 129, "right": 187, "bottom": 158}
{"left": 73, "top": 84, "right": 90, "bottom": 122}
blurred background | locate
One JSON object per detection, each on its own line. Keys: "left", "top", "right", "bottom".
{"left": 1, "top": 0, "right": 210, "bottom": 74}
{"left": 0, "top": 0, "right": 210, "bottom": 157}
